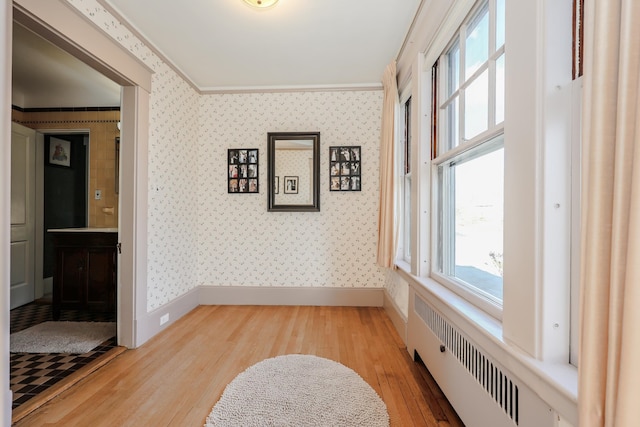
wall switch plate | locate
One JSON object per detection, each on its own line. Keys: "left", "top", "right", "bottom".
{"left": 160, "top": 313, "right": 169, "bottom": 325}
{"left": 95, "top": 189, "right": 102, "bottom": 200}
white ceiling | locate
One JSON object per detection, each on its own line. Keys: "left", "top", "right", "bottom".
{"left": 12, "top": 0, "right": 421, "bottom": 108}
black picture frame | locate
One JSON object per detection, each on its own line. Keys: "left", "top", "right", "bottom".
{"left": 329, "top": 146, "right": 361, "bottom": 191}
{"left": 228, "top": 148, "right": 259, "bottom": 193}
{"left": 284, "top": 176, "right": 298, "bottom": 194}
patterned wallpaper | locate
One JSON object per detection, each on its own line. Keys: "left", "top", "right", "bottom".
{"left": 198, "top": 91, "right": 387, "bottom": 289}
{"left": 385, "top": 270, "right": 410, "bottom": 318}
{"left": 274, "top": 150, "right": 314, "bottom": 205}
{"left": 68, "top": 0, "right": 201, "bottom": 310}
{"left": 67, "top": 0, "right": 398, "bottom": 312}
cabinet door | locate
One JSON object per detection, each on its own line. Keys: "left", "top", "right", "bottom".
{"left": 58, "top": 248, "right": 85, "bottom": 305}
{"left": 86, "top": 248, "right": 115, "bottom": 311}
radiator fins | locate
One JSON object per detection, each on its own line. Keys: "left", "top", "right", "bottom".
{"left": 415, "top": 296, "right": 519, "bottom": 425}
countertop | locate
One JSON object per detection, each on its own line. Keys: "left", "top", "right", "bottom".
{"left": 48, "top": 227, "right": 118, "bottom": 233}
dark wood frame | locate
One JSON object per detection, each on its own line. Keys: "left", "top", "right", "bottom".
{"left": 329, "top": 146, "right": 361, "bottom": 192}
{"left": 267, "top": 132, "right": 320, "bottom": 212}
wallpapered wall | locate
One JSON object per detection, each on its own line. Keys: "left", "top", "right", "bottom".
{"left": 274, "top": 150, "right": 314, "bottom": 205}
{"left": 198, "top": 91, "right": 387, "bottom": 289}
{"left": 69, "top": 0, "right": 201, "bottom": 310}
{"left": 68, "top": 0, "right": 399, "bottom": 312}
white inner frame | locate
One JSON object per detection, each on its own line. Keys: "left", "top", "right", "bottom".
{"left": 431, "top": 0, "right": 505, "bottom": 319}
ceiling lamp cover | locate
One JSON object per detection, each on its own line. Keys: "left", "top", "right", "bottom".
{"left": 243, "top": 0, "right": 279, "bottom": 8}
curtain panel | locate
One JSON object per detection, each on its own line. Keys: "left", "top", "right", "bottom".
{"left": 376, "top": 61, "right": 399, "bottom": 268}
{"left": 579, "top": 0, "right": 640, "bottom": 426}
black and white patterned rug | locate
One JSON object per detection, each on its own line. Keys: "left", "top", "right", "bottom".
{"left": 205, "top": 354, "right": 389, "bottom": 427}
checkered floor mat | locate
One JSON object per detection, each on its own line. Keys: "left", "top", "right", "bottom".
{"left": 10, "top": 301, "right": 116, "bottom": 410}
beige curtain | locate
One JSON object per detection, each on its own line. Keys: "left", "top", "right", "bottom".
{"left": 579, "top": 0, "right": 640, "bottom": 426}
{"left": 376, "top": 61, "right": 399, "bottom": 268}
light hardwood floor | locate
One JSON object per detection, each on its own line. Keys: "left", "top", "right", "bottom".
{"left": 13, "top": 305, "right": 464, "bottom": 426}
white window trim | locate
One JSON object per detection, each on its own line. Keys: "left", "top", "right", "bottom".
{"left": 396, "top": 86, "right": 413, "bottom": 263}
{"left": 403, "top": 98, "right": 412, "bottom": 263}
{"left": 396, "top": 0, "right": 578, "bottom": 421}
{"left": 430, "top": 0, "right": 505, "bottom": 320}
{"left": 569, "top": 77, "right": 582, "bottom": 366}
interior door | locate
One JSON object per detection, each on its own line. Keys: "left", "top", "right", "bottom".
{"left": 11, "top": 122, "right": 37, "bottom": 309}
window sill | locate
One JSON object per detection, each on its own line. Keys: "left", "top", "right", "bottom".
{"left": 394, "top": 263, "right": 578, "bottom": 425}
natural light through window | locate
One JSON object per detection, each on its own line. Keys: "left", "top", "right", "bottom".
{"left": 433, "top": 0, "right": 505, "bottom": 310}
{"left": 452, "top": 144, "right": 503, "bottom": 301}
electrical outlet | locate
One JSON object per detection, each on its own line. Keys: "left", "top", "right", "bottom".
{"left": 160, "top": 313, "right": 169, "bottom": 325}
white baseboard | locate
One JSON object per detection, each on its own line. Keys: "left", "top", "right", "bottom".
{"left": 383, "top": 289, "right": 408, "bottom": 346}
{"left": 134, "top": 287, "right": 199, "bottom": 347}
{"left": 198, "top": 285, "right": 384, "bottom": 307}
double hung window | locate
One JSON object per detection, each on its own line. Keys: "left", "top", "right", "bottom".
{"left": 400, "top": 97, "right": 412, "bottom": 262}
{"left": 433, "top": 0, "right": 505, "bottom": 313}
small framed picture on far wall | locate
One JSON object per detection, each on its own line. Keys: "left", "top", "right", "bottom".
{"left": 329, "top": 146, "right": 361, "bottom": 191}
{"left": 284, "top": 176, "right": 298, "bottom": 194}
{"left": 228, "top": 148, "right": 259, "bottom": 193}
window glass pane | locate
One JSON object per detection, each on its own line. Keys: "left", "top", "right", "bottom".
{"left": 402, "top": 97, "right": 412, "bottom": 261}
{"left": 404, "top": 176, "right": 412, "bottom": 260}
{"left": 446, "top": 97, "right": 459, "bottom": 152}
{"left": 464, "top": 70, "right": 489, "bottom": 139}
{"left": 452, "top": 146, "right": 504, "bottom": 301}
{"left": 496, "top": 0, "right": 505, "bottom": 49}
{"left": 465, "top": 4, "right": 489, "bottom": 79}
{"left": 495, "top": 54, "right": 505, "bottom": 124}
{"left": 448, "top": 42, "right": 460, "bottom": 96}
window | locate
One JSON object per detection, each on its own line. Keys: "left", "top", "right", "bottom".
{"left": 400, "top": 96, "right": 412, "bottom": 262}
{"left": 570, "top": 0, "right": 584, "bottom": 367}
{"left": 432, "top": 0, "right": 505, "bottom": 313}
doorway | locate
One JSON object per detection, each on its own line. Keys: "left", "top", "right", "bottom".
{"left": 43, "top": 134, "right": 89, "bottom": 283}
{"left": 4, "top": 3, "right": 151, "bottom": 422}
{"left": 9, "top": 17, "right": 121, "bottom": 416}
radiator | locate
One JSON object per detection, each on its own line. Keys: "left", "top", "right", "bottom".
{"left": 408, "top": 292, "right": 554, "bottom": 427}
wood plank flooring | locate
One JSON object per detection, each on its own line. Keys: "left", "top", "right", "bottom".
{"left": 13, "top": 305, "right": 464, "bottom": 426}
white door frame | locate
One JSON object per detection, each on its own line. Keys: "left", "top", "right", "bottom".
{"left": 4, "top": 2, "right": 152, "bottom": 420}
{"left": 11, "top": 0, "right": 153, "bottom": 347}
{"left": 2, "top": 3, "right": 13, "bottom": 422}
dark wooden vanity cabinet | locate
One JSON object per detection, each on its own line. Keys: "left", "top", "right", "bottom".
{"left": 50, "top": 230, "right": 118, "bottom": 320}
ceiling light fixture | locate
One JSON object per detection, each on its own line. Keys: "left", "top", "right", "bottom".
{"left": 243, "top": 0, "right": 279, "bottom": 9}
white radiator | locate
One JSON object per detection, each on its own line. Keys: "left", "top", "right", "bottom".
{"left": 408, "top": 292, "right": 555, "bottom": 427}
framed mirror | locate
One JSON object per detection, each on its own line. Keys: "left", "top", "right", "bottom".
{"left": 268, "top": 132, "right": 320, "bottom": 212}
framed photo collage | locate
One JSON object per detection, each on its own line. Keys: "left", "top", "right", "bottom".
{"left": 228, "top": 149, "right": 259, "bottom": 193}
{"left": 329, "top": 146, "right": 361, "bottom": 191}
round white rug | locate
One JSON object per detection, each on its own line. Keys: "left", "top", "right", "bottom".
{"left": 204, "top": 354, "right": 389, "bottom": 427}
